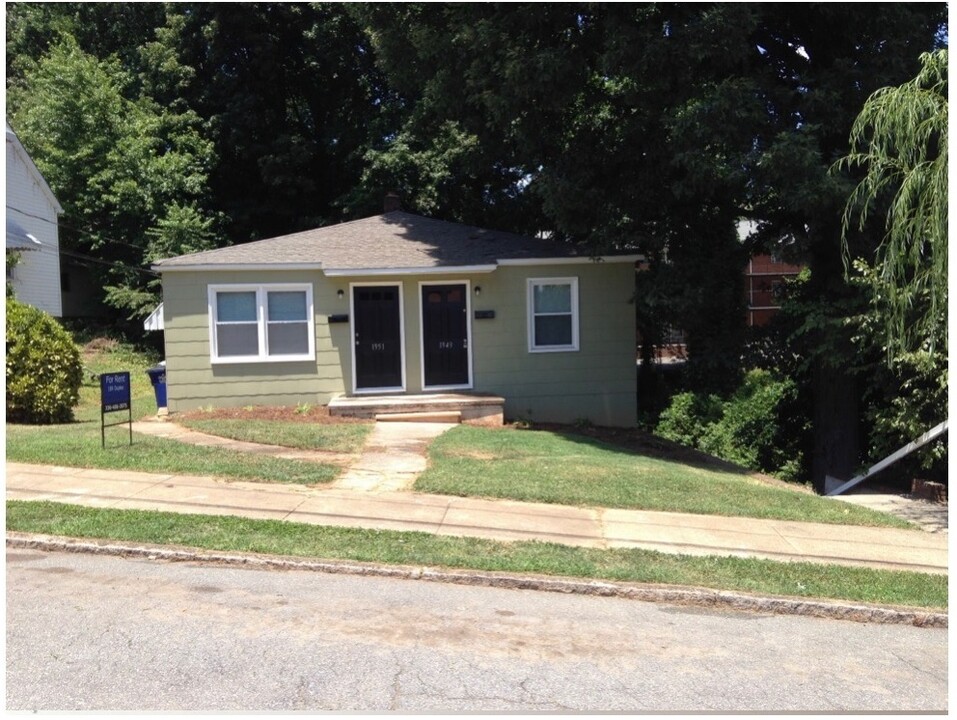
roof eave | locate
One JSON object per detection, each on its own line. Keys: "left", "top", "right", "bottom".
{"left": 153, "top": 262, "right": 325, "bottom": 273}
{"left": 322, "top": 264, "right": 498, "bottom": 277}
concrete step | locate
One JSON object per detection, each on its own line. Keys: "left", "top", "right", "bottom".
{"left": 329, "top": 393, "right": 504, "bottom": 426}
{"left": 375, "top": 411, "right": 461, "bottom": 424}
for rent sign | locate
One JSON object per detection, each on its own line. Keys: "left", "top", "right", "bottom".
{"left": 101, "top": 372, "right": 131, "bottom": 411}
{"left": 100, "top": 372, "right": 132, "bottom": 447}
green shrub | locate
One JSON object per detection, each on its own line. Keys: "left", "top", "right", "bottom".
{"left": 656, "top": 370, "right": 803, "bottom": 480}
{"left": 6, "top": 298, "right": 83, "bottom": 424}
{"left": 863, "top": 349, "right": 948, "bottom": 483}
{"left": 699, "top": 370, "right": 798, "bottom": 475}
{"left": 655, "top": 391, "right": 722, "bottom": 447}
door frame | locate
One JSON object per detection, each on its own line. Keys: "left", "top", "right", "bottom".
{"left": 419, "top": 280, "right": 474, "bottom": 391}
{"left": 350, "top": 281, "right": 406, "bottom": 395}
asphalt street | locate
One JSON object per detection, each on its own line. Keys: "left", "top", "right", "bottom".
{"left": 6, "top": 548, "right": 948, "bottom": 712}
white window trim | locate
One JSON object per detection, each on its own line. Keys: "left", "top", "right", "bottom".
{"left": 208, "top": 283, "right": 315, "bottom": 364}
{"left": 527, "top": 277, "right": 580, "bottom": 353}
{"left": 419, "top": 280, "right": 474, "bottom": 391}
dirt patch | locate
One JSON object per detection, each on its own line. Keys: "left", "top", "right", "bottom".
{"left": 82, "top": 337, "right": 120, "bottom": 356}
{"left": 447, "top": 449, "right": 499, "bottom": 461}
{"left": 177, "top": 404, "right": 370, "bottom": 425}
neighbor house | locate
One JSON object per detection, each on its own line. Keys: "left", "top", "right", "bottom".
{"left": 744, "top": 253, "right": 804, "bottom": 327}
{"left": 6, "top": 123, "right": 63, "bottom": 317}
{"left": 738, "top": 218, "right": 805, "bottom": 327}
{"left": 153, "top": 208, "right": 640, "bottom": 426}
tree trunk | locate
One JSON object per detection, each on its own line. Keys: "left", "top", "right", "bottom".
{"left": 807, "top": 223, "right": 863, "bottom": 494}
{"left": 811, "top": 356, "right": 861, "bottom": 493}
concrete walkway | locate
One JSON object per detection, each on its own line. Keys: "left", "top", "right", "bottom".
{"left": 834, "top": 484, "right": 948, "bottom": 534}
{"left": 133, "top": 418, "right": 456, "bottom": 492}
{"left": 131, "top": 420, "right": 356, "bottom": 466}
{"left": 331, "top": 421, "right": 455, "bottom": 492}
{"left": 6, "top": 462, "right": 947, "bottom": 575}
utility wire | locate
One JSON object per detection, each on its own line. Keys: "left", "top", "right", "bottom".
{"left": 6, "top": 204, "right": 162, "bottom": 256}
{"left": 7, "top": 205, "right": 160, "bottom": 276}
{"left": 7, "top": 232, "right": 159, "bottom": 277}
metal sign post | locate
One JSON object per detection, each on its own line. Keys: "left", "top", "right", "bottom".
{"left": 100, "top": 371, "right": 132, "bottom": 448}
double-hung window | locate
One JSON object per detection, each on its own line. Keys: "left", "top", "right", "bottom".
{"left": 209, "top": 284, "right": 314, "bottom": 363}
{"left": 527, "top": 277, "right": 579, "bottom": 352}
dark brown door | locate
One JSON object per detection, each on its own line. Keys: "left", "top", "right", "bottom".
{"left": 353, "top": 286, "right": 402, "bottom": 390}
{"left": 422, "top": 284, "right": 469, "bottom": 387}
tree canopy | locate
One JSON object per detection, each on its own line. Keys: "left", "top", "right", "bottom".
{"left": 839, "top": 49, "right": 948, "bottom": 360}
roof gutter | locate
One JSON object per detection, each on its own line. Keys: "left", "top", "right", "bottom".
{"left": 152, "top": 255, "right": 643, "bottom": 274}
{"left": 497, "top": 255, "right": 643, "bottom": 266}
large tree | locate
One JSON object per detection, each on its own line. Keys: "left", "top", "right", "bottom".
{"left": 839, "top": 49, "right": 948, "bottom": 360}
{"left": 7, "top": 35, "right": 220, "bottom": 317}
{"left": 836, "top": 49, "right": 948, "bottom": 481}
{"left": 159, "top": 2, "right": 392, "bottom": 241}
{"left": 739, "top": 5, "right": 945, "bottom": 489}
{"left": 6, "top": 2, "right": 391, "bottom": 314}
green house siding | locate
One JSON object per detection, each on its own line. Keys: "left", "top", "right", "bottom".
{"left": 162, "top": 270, "right": 350, "bottom": 412}
{"left": 470, "top": 263, "right": 636, "bottom": 426}
{"left": 161, "top": 262, "right": 636, "bottom": 426}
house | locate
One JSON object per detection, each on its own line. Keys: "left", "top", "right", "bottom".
{"left": 153, "top": 208, "right": 640, "bottom": 427}
{"left": 6, "top": 123, "right": 63, "bottom": 316}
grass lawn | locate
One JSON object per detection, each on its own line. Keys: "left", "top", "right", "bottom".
{"left": 416, "top": 426, "right": 912, "bottom": 528}
{"left": 5, "top": 339, "right": 340, "bottom": 485}
{"left": 8, "top": 501, "right": 946, "bottom": 610}
{"left": 177, "top": 416, "right": 371, "bottom": 454}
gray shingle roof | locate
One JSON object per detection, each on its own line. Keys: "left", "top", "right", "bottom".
{"left": 154, "top": 211, "right": 587, "bottom": 271}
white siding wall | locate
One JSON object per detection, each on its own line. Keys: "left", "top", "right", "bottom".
{"left": 6, "top": 137, "right": 62, "bottom": 317}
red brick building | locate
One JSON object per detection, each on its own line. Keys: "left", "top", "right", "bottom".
{"left": 744, "top": 253, "right": 804, "bottom": 327}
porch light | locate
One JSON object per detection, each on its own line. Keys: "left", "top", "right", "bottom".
{"left": 474, "top": 286, "right": 482, "bottom": 296}
{"left": 337, "top": 289, "right": 344, "bottom": 299}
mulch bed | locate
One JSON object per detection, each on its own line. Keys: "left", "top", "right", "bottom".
{"left": 177, "top": 405, "right": 369, "bottom": 425}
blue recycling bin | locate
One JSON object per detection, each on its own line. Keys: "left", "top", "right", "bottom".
{"left": 146, "top": 366, "right": 167, "bottom": 409}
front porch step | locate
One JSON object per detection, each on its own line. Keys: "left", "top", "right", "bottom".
{"left": 329, "top": 392, "right": 504, "bottom": 426}
{"left": 375, "top": 411, "right": 462, "bottom": 424}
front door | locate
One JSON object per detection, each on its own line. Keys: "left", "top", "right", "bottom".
{"left": 422, "top": 284, "right": 470, "bottom": 388}
{"left": 353, "top": 285, "right": 403, "bottom": 391}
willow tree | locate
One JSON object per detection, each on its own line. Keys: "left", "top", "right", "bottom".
{"left": 839, "top": 49, "right": 948, "bottom": 360}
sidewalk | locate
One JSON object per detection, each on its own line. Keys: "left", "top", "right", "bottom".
{"left": 6, "top": 461, "right": 947, "bottom": 575}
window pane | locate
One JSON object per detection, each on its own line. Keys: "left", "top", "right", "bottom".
{"left": 217, "top": 292, "right": 257, "bottom": 322}
{"left": 535, "top": 315, "right": 572, "bottom": 346}
{"left": 268, "top": 291, "right": 307, "bottom": 321}
{"left": 217, "top": 324, "right": 259, "bottom": 356}
{"left": 534, "top": 284, "right": 571, "bottom": 313}
{"left": 268, "top": 322, "right": 309, "bottom": 355}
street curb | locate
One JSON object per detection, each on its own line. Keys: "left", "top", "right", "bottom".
{"left": 7, "top": 532, "right": 947, "bottom": 629}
